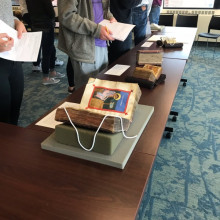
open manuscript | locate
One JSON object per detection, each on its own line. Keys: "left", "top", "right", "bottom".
{"left": 55, "top": 78, "right": 142, "bottom": 133}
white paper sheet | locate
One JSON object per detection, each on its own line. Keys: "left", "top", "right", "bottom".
{"left": 141, "top": 42, "right": 153, "bottom": 47}
{"left": 0, "top": 19, "right": 42, "bottom": 62}
{"left": 36, "top": 102, "right": 80, "bottom": 129}
{"left": 99, "top": 19, "right": 135, "bottom": 41}
{"left": 104, "top": 64, "right": 130, "bottom": 76}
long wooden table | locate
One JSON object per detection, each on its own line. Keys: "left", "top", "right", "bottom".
{"left": 0, "top": 122, "right": 154, "bottom": 220}
{"left": 0, "top": 27, "right": 195, "bottom": 219}
{"left": 146, "top": 27, "right": 197, "bottom": 60}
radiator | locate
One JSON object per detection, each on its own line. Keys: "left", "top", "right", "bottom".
{"left": 161, "top": 9, "right": 220, "bottom": 42}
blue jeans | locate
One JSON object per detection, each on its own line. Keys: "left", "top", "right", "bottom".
{"left": 149, "top": 5, "right": 161, "bottom": 24}
{"left": 132, "top": 5, "right": 148, "bottom": 46}
{"left": 108, "top": 31, "right": 132, "bottom": 64}
{"left": 108, "top": 16, "right": 133, "bottom": 64}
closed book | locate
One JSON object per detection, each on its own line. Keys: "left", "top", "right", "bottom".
{"left": 125, "top": 64, "right": 165, "bottom": 89}
{"left": 137, "top": 50, "right": 163, "bottom": 66}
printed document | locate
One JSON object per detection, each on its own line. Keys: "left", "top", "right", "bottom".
{"left": 141, "top": 42, "right": 153, "bottom": 47}
{"left": 104, "top": 64, "right": 130, "bottom": 76}
{"left": 0, "top": 19, "right": 42, "bottom": 62}
{"left": 99, "top": 19, "right": 135, "bottom": 41}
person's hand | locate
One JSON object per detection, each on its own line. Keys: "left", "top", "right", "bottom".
{"left": 100, "top": 25, "right": 115, "bottom": 41}
{"left": 110, "top": 17, "right": 117, "bottom": 23}
{"left": 14, "top": 19, "right": 27, "bottom": 39}
{"left": 0, "top": 33, "right": 14, "bottom": 52}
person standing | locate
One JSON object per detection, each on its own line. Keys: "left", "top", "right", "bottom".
{"left": 108, "top": 0, "right": 142, "bottom": 64}
{"left": 58, "top": 0, "right": 115, "bottom": 90}
{"left": 132, "top": 0, "right": 149, "bottom": 46}
{"left": 19, "top": 0, "right": 31, "bottom": 27}
{"left": 25, "top": 0, "right": 65, "bottom": 85}
{"left": 149, "top": 0, "right": 162, "bottom": 25}
{"left": 0, "top": 0, "right": 26, "bottom": 125}
{"left": 19, "top": 0, "right": 64, "bottom": 73}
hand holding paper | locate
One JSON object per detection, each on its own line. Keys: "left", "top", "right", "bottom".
{"left": 14, "top": 19, "right": 27, "bottom": 39}
{"left": 0, "top": 19, "right": 42, "bottom": 62}
{"left": 100, "top": 25, "right": 114, "bottom": 41}
{"left": 99, "top": 19, "right": 135, "bottom": 41}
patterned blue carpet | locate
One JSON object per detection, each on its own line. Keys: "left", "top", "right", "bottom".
{"left": 18, "top": 45, "right": 69, "bottom": 127}
{"left": 18, "top": 44, "right": 220, "bottom": 220}
{"left": 137, "top": 46, "right": 220, "bottom": 220}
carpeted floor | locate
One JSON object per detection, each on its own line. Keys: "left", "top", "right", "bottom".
{"left": 17, "top": 43, "right": 69, "bottom": 127}
{"left": 137, "top": 46, "right": 220, "bottom": 220}
{"left": 18, "top": 44, "right": 220, "bottom": 220}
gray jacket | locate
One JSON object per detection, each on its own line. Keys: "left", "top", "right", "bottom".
{"left": 0, "top": 0, "right": 17, "bottom": 28}
{"left": 58, "top": 0, "right": 113, "bottom": 63}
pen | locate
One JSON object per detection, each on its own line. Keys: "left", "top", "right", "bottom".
{"left": 105, "top": 26, "right": 109, "bottom": 35}
{"left": 105, "top": 26, "right": 111, "bottom": 46}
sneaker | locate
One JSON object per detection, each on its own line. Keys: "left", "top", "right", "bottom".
{"left": 32, "top": 64, "right": 42, "bottom": 72}
{"left": 42, "top": 78, "right": 60, "bottom": 85}
{"left": 55, "top": 58, "right": 64, "bottom": 66}
{"left": 50, "top": 71, "right": 65, "bottom": 79}
{"left": 150, "top": 23, "right": 162, "bottom": 31}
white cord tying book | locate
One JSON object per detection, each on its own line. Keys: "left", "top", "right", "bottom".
{"left": 99, "top": 19, "right": 135, "bottom": 41}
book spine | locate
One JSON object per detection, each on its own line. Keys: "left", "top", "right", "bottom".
{"left": 137, "top": 50, "right": 162, "bottom": 53}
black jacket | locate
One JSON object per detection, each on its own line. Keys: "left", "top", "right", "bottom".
{"left": 110, "top": 0, "right": 142, "bottom": 23}
{"left": 26, "top": 0, "right": 55, "bottom": 31}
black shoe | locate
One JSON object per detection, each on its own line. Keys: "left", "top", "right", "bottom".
{"left": 68, "top": 87, "right": 75, "bottom": 94}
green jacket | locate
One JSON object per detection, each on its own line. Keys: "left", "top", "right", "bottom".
{"left": 58, "top": 0, "right": 113, "bottom": 63}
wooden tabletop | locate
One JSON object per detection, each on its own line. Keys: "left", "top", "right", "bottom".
{"left": 143, "top": 27, "right": 197, "bottom": 60}
{"left": 2, "top": 26, "right": 195, "bottom": 219}
{"left": 0, "top": 122, "right": 154, "bottom": 220}
{"left": 161, "top": 26, "right": 197, "bottom": 36}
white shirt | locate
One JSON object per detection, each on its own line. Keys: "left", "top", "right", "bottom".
{"left": 19, "top": 0, "right": 28, "bottom": 16}
{"left": 137, "top": 0, "right": 149, "bottom": 7}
